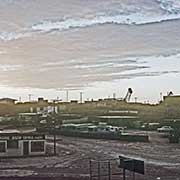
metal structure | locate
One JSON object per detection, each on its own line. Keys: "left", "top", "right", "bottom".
{"left": 89, "top": 156, "right": 144, "bottom": 180}
{"left": 124, "top": 88, "right": 133, "bottom": 102}
{"left": 167, "top": 91, "right": 173, "bottom": 96}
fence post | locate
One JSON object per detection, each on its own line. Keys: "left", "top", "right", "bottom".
{"left": 89, "top": 160, "right": 92, "bottom": 180}
{"left": 133, "top": 160, "right": 135, "bottom": 180}
{"left": 98, "top": 160, "right": 101, "bottom": 180}
{"left": 108, "top": 160, "right": 111, "bottom": 180}
{"left": 123, "top": 168, "right": 126, "bottom": 180}
{"left": 53, "top": 120, "right": 57, "bottom": 156}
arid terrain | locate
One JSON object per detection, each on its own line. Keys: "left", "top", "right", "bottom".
{"left": 0, "top": 131, "right": 180, "bottom": 180}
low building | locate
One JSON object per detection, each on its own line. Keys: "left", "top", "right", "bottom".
{"left": 0, "top": 129, "right": 46, "bottom": 157}
{"left": 0, "top": 98, "right": 17, "bottom": 105}
{"left": 163, "top": 95, "right": 180, "bottom": 105}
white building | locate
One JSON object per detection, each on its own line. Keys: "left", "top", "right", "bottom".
{"left": 0, "top": 129, "right": 46, "bottom": 157}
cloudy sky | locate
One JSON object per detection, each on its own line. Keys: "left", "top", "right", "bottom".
{"left": 0, "top": 0, "right": 180, "bottom": 103}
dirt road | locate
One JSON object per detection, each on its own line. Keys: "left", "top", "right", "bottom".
{"left": 0, "top": 131, "right": 180, "bottom": 180}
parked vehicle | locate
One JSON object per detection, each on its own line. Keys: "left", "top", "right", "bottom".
{"left": 157, "top": 126, "right": 174, "bottom": 133}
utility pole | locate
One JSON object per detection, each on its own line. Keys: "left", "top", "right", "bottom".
{"left": 66, "top": 90, "right": 69, "bottom": 102}
{"left": 160, "top": 92, "right": 162, "bottom": 102}
{"left": 135, "top": 97, "right": 137, "bottom": 103}
{"left": 80, "top": 92, "right": 83, "bottom": 103}
{"left": 113, "top": 93, "right": 116, "bottom": 99}
{"left": 28, "top": 94, "right": 33, "bottom": 102}
{"left": 53, "top": 119, "right": 57, "bottom": 156}
{"left": 57, "top": 96, "right": 59, "bottom": 101}
{"left": 53, "top": 100, "right": 57, "bottom": 156}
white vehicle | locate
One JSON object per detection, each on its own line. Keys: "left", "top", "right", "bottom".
{"left": 157, "top": 126, "right": 174, "bottom": 133}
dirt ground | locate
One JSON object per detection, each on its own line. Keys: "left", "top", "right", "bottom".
{"left": 0, "top": 131, "right": 180, "bottom": 180}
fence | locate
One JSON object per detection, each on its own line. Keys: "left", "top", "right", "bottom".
{"left": 89, "top": 158, "right": 122, "bottom": 180}
{"left": 89, "top": 157, "right": 146, "bottom": 180}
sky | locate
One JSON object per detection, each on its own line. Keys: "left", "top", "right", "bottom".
{"left": 0, "top": 0, "right": 180, "bottom": 103}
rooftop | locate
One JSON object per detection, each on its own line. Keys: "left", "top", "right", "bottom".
{"left": 0, "top": 98, "right": 17, "bottom": 102}
{"left": 0, "top": 128, "right": 37, "bottom": 134}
